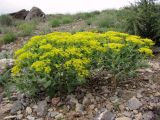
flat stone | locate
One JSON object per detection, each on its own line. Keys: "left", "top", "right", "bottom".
{"left": 10, "top": 101, "right": 23, "bottom": 114}
{"left": 95, "top": 109, "right": 115, "bottom": 120}
{"left": 75, "top": 103, "right": 84, "bottom": 113}
{"left": 48, "top": 111, "right": 59, "bottom": 117}
{"left": 26, "top": 107, "right": 32, "bottom": 114}
{"left": 127, "top": 97, "right": 142, "bottom": 110}
{"left": 0, "top": 103, "right": 13, "bottom": 114}
{"left": 116, "top": 117, "right": 131, "bottom": 120}
{"left": 142, "top": 111, "right": 155, "bottom": 120}
{"left": 27, "top": 115, "right": 35, "bottom": 120}
{"left": 36, "top": 100, "right": 48, "bottom": 116}
{"left": 17, "top": 114, "right": 23, "bottom": 119}
{"left": 4, "top": 115, "right": 17, "bottom": 120}
{"left": 55, "top": 113, "right": 64, "bottom": 120}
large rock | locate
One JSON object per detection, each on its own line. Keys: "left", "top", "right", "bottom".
{"left": 25, "top": 7, "right": 45, "bottom": 20}
{"left": 9, "top": 9, "right": 29, "bottom": 19}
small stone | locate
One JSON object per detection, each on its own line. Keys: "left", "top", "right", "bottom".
{"left": 10, "top": 101, "right": 23, "bottom": 114}
{"left": 135, "top": 113, "right": 142, "bottom": 120}
{"left": 95, "top": 109, "right": 115, "bottom": 120}
{"left": 142, "top": 111, "right": 155, "bottom": 120}
{"left": 75, "top": 103, "right": 84, "bottom": 113}
{"left": 119, "top": 104, "right": 125, "bottom": 112}
{"left": 133, "top": 110, "right": 138, "bottom": 114}
{"left": 116, "top": 117, "right": 131, "bottom": 120}
{"left": 4, "top": 115, "right": 17, "bottom": 120}
{"left": 17, "top": 110, "right": 22, "bottom": 114}
{"left": 51, "top": 97, "right": 60, "bottom": 105}
{"left": 36, "top": 118, "right": 44, "bottom": 120}
{"left": 17, "top": 114, "right": 23, "bottom": 119}
{"left": 154, "top": 92, "right": 160, "bottom": 97}
{"left": 26, "top": 107, "right": 32, "bottom": 114}
{"left": 55, "top": 113, "right": 64, "bottom": 120}
{"left": 36, "top": 100, "right": 48, "bottom": 116}
{"left": 48, "top": 111, "right": 59, "bottom": 118}
{"left": 127, "top": 97, "right": 142, "bottom": 110}
{"left": 82, "top": 96, "right": 90, "bottom": 105}
{"left": 0, "top": 103, "right": 13, "bottom": 114}
{"left": 89, "top": 104, "right": 95, "bottom": 110}
{"left": 136, "top": 93, "right": 143, "bottom": 98}
{"left": 123, "top": 111, "right": 132, "bottom": 117}
{"left": 27, "top": 115, "right": 35, "bottom": 120}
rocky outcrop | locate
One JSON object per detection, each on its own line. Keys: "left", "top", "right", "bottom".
{"left": 9, "top": 9, "right": 29, "bottom": 19}
{"left": 25, "top": 7, "right": 45, "bottom": 20}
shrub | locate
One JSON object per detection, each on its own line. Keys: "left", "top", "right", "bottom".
{"left": 50, "top": 19, "right": 61, "bottom": 27}
{"left": 18, "top": 22, "right": 36, "bottom": 36}
{"left": 94, "top": 10, "right": 118, "bottom": 28}
{"left": 61, "top": 16, "right": 74, "bottom": 24}
{"left": 123, "top": 0, "right": 160, "bottom": 44}
{"left": 3, "top": 32, "right": 16, "bottom": 44}
{"left": 12, "top": 31, "right": 154, "bottom": 96}
{"left": 0, "top": 15, "right": 13, "bottom": 26}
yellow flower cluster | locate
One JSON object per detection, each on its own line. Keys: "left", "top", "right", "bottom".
{"left": 12, "top": 31, "right": 154, "bottom": 79}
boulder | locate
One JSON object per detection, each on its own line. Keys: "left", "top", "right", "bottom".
{"left": 9, "top": 9, "right": 29, "bottom": 19}
{"left": 25, "top": 7, "right": 45, "bottom": 20}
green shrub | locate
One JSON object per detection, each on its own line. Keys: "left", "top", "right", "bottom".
{"left": 3, "top": 32, "right": 16, "bottom": 44}
{"left": 0, "top": 15, "right": 13, "bottom": 26}
{"left": 50, "top": 19, "right": 61, "bottom": 27}
{"left": 61, "top": 16, "right": 74, "bottom": 24}
{"left": 94, "top": 10, "right": 118, "bottom": 28}
{"left": 11, "top": 31, "right": 154, "bottom": 96}
{"left": 123, "top": 0, "right": 160, "bottom": 43}
{"left": 18, "top": 22, "right": 36, "bottom": 36}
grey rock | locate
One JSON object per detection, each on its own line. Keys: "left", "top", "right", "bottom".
{"left": 75, "top": 103, "right": 84, "bottom": 113}
{"left": 36, "top": 100, "right": 48, "bottom": 116}
{"left": 26, "top": 107, "right": 32, "bottom": 114}
{"left": 48, "top": 111, "right": 59, "bottom": 118}
{"left": 36, "top": 118, "right": 44, "bottom": 120}
{"left": 4, "top": 115, "right": 17, "bottom": 120}
{"left": 66, "top": 95, "right": 78, "bottom": 110}
{"left": 142, "top": 111, "right": 155, "bottom": 120}
{"left": 55, "top": 113, "right": 64, "bottom": 119}
{"left": 27, "top": 115, "right": 35, "bottom": 120}
{"left": 127, "top": 97, "right": 142, "bottom": 110}
{"left": 82, "top": 96, "right": 90, "bottom": 105}
{"left": 95, "top": 109, "right": 115, "bottom": 120}
{"left": 123, "top": 111, "right": 132, "bottom": 117}
{"left": 9, "top": 9, "right": 29, "bottom": 19}
{"left": 25, "top": 7, "right": 45, "bottom": 20}
{"left": 10, "top": 101, "right": 23, "bottom": 114}
{"left": 17, "top": 114, "right": 23, "bottom": 119}
{"left": 116, "top": 117, "right": 131, "bottom": 120}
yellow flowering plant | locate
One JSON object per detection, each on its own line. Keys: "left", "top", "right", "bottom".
{"left": 11, "top": 31, "right": 154, "bottom": 96}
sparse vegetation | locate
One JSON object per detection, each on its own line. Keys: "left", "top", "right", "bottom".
{"left": 3, "top": 32, "right": 16, "bottom": 44}
{"left": 50, "top": 19, "right": 61, "bottom": 27}
{"left": 0, "top": 15, "right": 13, "bottom": 26}
{"left": 18, "top": 22, "right": 36, "bottom": 36}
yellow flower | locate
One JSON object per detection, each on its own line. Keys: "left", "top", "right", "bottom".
{"left": 39, "top": 44, "right": 52, "bottom": 50}
{"left": 138, "top": 47, "right": 153, "bottom": 56}
{"left": 11, "top": 66, "right": 20, "bottom": 75}
{"left": 106, "top": 43, "right": 124, "bottom": 51}
{"left": 31, "top": 61, "right": 51, "bottom": 73}
{"left": 126, "top": 35, "right": 144, "bottom": 45}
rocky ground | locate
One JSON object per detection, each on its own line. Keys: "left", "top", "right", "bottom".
{"left": 0, "top": 36, "right": 160, "bottom": 120}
